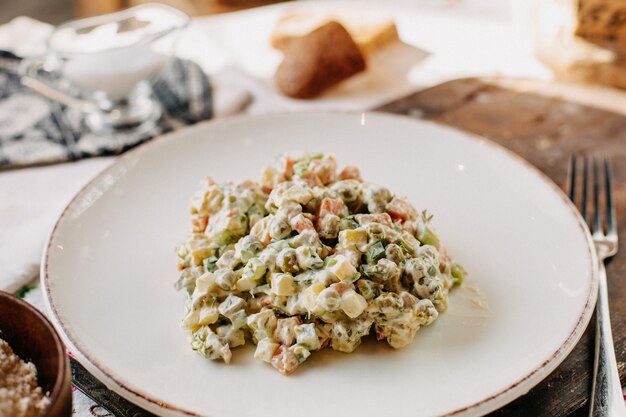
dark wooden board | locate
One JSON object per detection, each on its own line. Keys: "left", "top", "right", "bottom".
{"left": 378, "top": 77, "right": 626, "bottom": 417}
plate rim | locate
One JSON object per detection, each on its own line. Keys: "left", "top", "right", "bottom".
{"left": 41, "top": 111, "right": 599, "bottom": 417}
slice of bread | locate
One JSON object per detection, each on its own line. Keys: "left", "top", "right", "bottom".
{"left": 274, "top": 21, "right": 366, "bottom": 99}
{"left": 575, "top": 0, "right": 626, "bottom": 50}
{"left": 534, "top": 0, "right": 626, "bottom": 89}
{"left": 271, "top": 12, "right": 399, "bottom": 54}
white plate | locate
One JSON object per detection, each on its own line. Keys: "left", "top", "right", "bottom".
{"left": 42, "top": 113, "right": 597, "bottom": 417}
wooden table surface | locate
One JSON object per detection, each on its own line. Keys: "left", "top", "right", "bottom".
{"left": 378, "top": 77, "right": 626, "bottom": 416}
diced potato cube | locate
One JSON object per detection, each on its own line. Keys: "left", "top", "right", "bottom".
{"left": 206, "top": 211, "right": 247, "bottom": 245}
{"left": 191, "top": 326, "right": 232, "bottom": 363}
{"left": 196, "top": 272, "right": 216, "bottom": 293}
{"left": 230, "top": 309, "right": 248, "bottom": 330}
{"left": 270, "top": 273, "right": 297, "bottom": 296}
{"left": 314, "top": 287, "right": 341, "bottom": 313}
{"left": 295, "top": 246, "right": 324, "bottom": 270}
{"left": 188, "top": 239, "right": 214, "bottom": 266}
{"left": 236, "top": 257, "right": 267, "bottom": 291}
{"left": 340, "top": 290, "right": 368, "bottom": 318}
{"left": 289, "top": 344, "right": 311, "bottom": 364}
{"left": 255, "top": 339, "right": 280, "bottom": 363}
{"left": 328, "top": 255, "right": 358, "bottom": 281}
{"left": 218, "top": 295, "right": 246, "bottom": 318}
{"left": 228, "top": 329, "right": 246, "bottom": 348}
{"left": 283, "top": 183, "right": 314, "bottom": 205}
{"left": 182, "top": 309, "right": 200, "bottom": 329}
{"left": 247, "top": 309, "right": 278, "bottom": 342}
{"left": 216, "top": 250, "right": 239, "bottom": 270}
{"left": 191, "top": 272, "right": 216, "bottom": 307}
{"left": 338, "top": 229, "right": 367, "bottom": 251}
{"left": 260, "top": 166, "right": 282, "bottom": 192}
{"left": 253, "top": 256, "right": 271, "bottom": 274}
{"left": 190, "top": 186, "right": 223, "bottom": 215}
{"left": 295, "top": 323, "right": 321, "bottom": 351}
{"left": 236, "top": 275, "right": 256, "bottom": 291}
{"left": 216, "top": 324, "right": 246, "bottom": 348}
{"left": 198, "top": 305, "right": 219, "bottom": 326}
{"left": 234, "top": 236, "right": 262, "bottom": 263}
{"left": 215, "top": 269, "right": 237, "bottom": 290}
{"left": 299, "top": 283, "right": 325, "bottom": 311}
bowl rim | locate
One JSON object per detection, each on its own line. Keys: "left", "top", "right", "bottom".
{"left": 0, "top": 290, "right": 70, "bottom": 417}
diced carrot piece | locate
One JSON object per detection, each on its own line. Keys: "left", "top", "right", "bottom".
{"left": 271, "top": 346, "right": 299, "bottom": 376}
{"left": 386, "top": 197, "right": 413, "bottom": 221}
{"left": 339, "top": 166, "right": 361, "bottom": 181}
{"left": 310, "top": 158, "right": 337, "bottom": 185}
{"left": 299, "top": 171, "right": 323, "bottom": 188}
{"left": 330, "top": 281, "right": 351, "bottom": 294}
{"left": 290, "top": 214, "right": 315, "bottom": 233}
{"left": 282, "top": 156, "right": 295, "bottom": 179}
{"left": 191, "top": 215, "right": 208, "bottom": 233}
{"left": 319, "top": 197, "right": 348, "bottom": 217}
{"left": 438, "top": 243, "right": 451, "bottom": 272}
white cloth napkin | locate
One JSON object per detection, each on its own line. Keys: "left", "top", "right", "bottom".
{"left": 0, "top": 17, "right": 251, "bottom": 293}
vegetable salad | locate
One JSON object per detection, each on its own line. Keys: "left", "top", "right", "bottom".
{"left": 175, "top": 153, "right": 465, "bottom": 375}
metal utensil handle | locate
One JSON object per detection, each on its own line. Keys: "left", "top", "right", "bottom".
{"left": 589, "top": 262, "right": 626, "bottom": 417}
{"left": 70, "top": 356, "right": 157, "bottom": 417}
{"left": 19, "top": 55, "right": 97, "bottom": 112}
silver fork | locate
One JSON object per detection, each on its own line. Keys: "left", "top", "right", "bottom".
{"left": 568, "top": 155, "right": 625, "bottom": 417}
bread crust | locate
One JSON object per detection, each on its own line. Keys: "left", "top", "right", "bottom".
{"left": 270, "top": 13, "right": 398, "bottom": 54}
{"left": 576, "top": 0, "right": 626, "bottom": 50}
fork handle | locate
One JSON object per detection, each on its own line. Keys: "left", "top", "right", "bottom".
{"left": 589, "top": 262, "right": 626, "bottom": 417}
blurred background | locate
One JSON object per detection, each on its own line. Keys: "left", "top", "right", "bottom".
{"left": 2, "top": 0, "right": 291, "bottom": 23}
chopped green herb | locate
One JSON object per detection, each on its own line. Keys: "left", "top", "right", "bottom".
{"left": 338, "top": 217, "right": 359, "bottom": 231}
{"left": 397, "top": 241, "right": 412, "bottom": 254}
{"left": 203, "top": 256, "right": 218, "bottom": 272}
{"left": 17, "top": 284, "right": 36, "bottom": 298}
{"left": 422, "top": 209, "right": 434, "bottom": 222}
{"left": 366, "top": 240, "right": 385, "bottom": 264}
{"left": 342, "top": 272, "right": 361, "bottom": 284}
{"left": 361, "top": 264, "right": 382, "bottom": 278}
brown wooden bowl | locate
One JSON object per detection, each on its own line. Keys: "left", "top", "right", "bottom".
{"left": 0, "top": 290, "right": 72, "bottom": 417}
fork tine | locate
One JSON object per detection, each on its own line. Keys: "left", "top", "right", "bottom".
{"left": 582, "top": 156, "right": 589, "bottom": 223}
{"left": 604, "top": 158, "right": 617, "bottom": 236}
{"left": 567, "top": 154, "right": 577, "bottom": 202}
{"left": 592, "top": 156, "right": 601, "bottom": 234}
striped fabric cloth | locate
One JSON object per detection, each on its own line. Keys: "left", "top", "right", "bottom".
{"left": 0, "top": 50, "right": 212, "bottom": 169}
